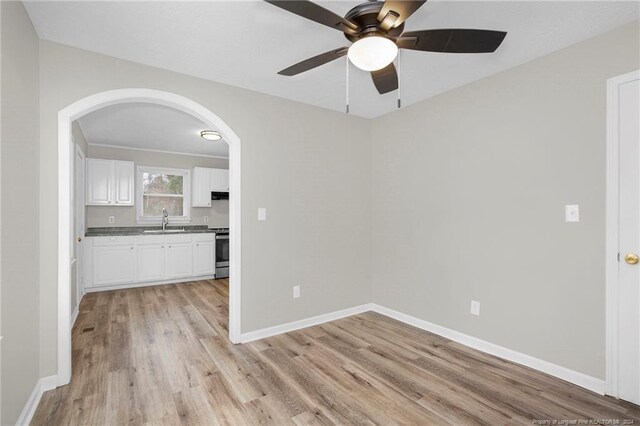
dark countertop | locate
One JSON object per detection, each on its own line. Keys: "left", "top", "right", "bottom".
{"left": 85, "top": 225, "right": 217, "bottom": 237}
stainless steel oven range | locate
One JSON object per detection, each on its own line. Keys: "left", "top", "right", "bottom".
{"left": 212, "top": 228, "right": 229, "bottom": 279}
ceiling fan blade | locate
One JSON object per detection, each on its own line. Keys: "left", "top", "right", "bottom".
{"left": 377, "top": 0, "right": 427, "bottom": 29}
{"left": 397, "top": 29, "right": 507, "bottom": 53}
{"left": 371, "top": 63, "right": 398, "bottom": 94}
{"left": 278, "top": 47, "right": 349, "bottom": 76}
{"left": 265, "top": 0, "right": 357, "bottom": 33}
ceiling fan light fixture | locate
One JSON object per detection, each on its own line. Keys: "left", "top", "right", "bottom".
{"left": 347, "top": 36, "right": 398, "bottom": 71}
{"left": 200, "top": 130, "right": 221, "bottom": 141}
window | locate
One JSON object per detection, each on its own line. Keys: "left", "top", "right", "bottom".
{"left": 136, "top": 166, "right": 190, "bottom": 223}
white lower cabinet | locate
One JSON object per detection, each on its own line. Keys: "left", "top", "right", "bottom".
{"left": 137, "top": 244, "right": 166, "bottom": 282}
{"left": 86, "top": 233, "right": 215, "bottom": 289}
{"left": 193, "top": 240, "right": 215, "bottom": 276}
{"left": 166, "top": 243, "right": 193, "bottom": 279}
{"left": 93, "top": 244, "right": 136, "bottom": 286}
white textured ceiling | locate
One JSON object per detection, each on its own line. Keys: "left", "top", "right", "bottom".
{"left": 77, "top": 102, "right": 230, "bottom": 158}
{"left": 25, "top": 1, "right": 640, "bottom": 118}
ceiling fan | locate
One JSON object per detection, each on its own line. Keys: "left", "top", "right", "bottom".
{"left": 265, "top": 0, "right": 507, "bottom": 95}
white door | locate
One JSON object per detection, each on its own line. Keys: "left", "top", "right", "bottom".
{"left": 74, "top": 146, "right": 85, "bottom": 308}
{"left": 611, "top": 71, "right": 640, "bottom": 405}
{"left": 93, "top": 245, "right": 136, "bottom": 286}
{"left": 138, "top": 244, "right": 166, "bottom": 282}
{"left": 193, "top": 241, "right": 215, "bottom": 276}
{"left": 114, "top": 161, "right": 134, "bottom": 205}
{"left": 86, "top": 158, "right": 113, "bottom": 205}
{"left": 166, "top": 243, "right": 193, "bottom": 279}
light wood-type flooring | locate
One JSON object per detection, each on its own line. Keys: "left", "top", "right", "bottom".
{"left": 32, "top": 279, "right": 640, "bottom": 425}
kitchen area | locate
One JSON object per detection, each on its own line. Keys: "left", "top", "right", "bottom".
{"left": 72, "top": 102, "right": 230, "bottom": 296}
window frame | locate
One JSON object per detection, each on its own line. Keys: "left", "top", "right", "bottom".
{"left": 136, "top": 166, "right": 191, "bottom": 224}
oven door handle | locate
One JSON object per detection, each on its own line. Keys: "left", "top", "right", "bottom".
{"left": 215, "top": 235, "right": 229, "bottom": 240}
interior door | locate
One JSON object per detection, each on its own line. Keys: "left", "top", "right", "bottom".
{"left": 616, "top": 72, "right": 640, "bottom": 405}
{"left": 74, "top": 146, "right": 86, "bottom": 309}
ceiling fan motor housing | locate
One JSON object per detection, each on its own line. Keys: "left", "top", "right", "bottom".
{"left": 343, "top": 1, "right": 405, "bottom": 43}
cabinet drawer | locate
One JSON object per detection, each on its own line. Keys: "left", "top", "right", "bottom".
{"left": 136, "top": 235, "right": 165, "bottom": 245}
{"left": 92, "top": 235, "right": 137, "bottom": 246}
{"left": 165, "top": 234, "right": 192, "bottom": 244}
{"left": 192, "top": 233, "right": 215, "bottom": 242}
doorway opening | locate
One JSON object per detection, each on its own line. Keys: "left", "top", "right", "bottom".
{"left": 57, "top": 89, "right": 242, "bottom": 386}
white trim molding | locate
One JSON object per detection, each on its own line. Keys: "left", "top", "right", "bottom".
{"left": 88, "top": 143, "right": 229, "bottom": 160}
{"left": 605, "top": 69, "right": 640, "bottom": 398}
{"left": 371, "top": 304, "right": 605, "bottom": 395}
{"left": 16, "top": 375, "right": 58, "bottom": 426}
{"left": 57, "top": 88, "right": 243, "bottom": 387}
{"left": 239, "top": 304, "right": 374, "bottom": 343}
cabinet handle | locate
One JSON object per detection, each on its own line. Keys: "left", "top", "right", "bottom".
{"left": 162, "top": 246, "right": 165, "bottom": 248}
{"left": 130, "top": 246, "right": 134, "bottom": 250}
{"left": 168, "top": 245, "right": 172, "bottom": 248}
{"left": 196, "top": 243, "right": 199, "bottom": 246}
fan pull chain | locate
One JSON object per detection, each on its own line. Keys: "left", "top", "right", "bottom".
{"left": 397, "top": 50, "right": 402, "bottom": 109}
{"left": 345, "top": 55, "right": 350, "bottom": 114}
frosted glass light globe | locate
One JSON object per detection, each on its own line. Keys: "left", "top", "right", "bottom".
{"left": 347, "top": 36, "right": 398, "bottom": 71}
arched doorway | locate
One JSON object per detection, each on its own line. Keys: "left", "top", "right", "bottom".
{"left": 56, "top": 89, "right": 242, "bottom": 386}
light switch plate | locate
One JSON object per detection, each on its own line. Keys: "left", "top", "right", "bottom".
{"left": 470, "top": 300, "right": 480, "bottom": 316}
{"left": 258, "top": 208, "right": 267, "bottom": 221}
{"left": 108, "top": 216, "right": 115, "bottom": 224}
{"left": 565, "top": 205, "right": 580, "bottom": 223}
{"left": 293, "top": 285, "right": 300, "bottom": 299}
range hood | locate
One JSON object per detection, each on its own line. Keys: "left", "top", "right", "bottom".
{"left": 211, "top": 191, "right": 229, "bottom": 200}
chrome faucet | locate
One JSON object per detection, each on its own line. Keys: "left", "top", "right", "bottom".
{"left": 162, "top": 208, "right": 169, "bottom": 231}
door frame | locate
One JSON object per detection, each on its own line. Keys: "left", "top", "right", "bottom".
{"left": 605, "top": 69, "right": 640, "bottom": 398}
{"left": 57, "top": 88, "right": 242, "bottom": 386}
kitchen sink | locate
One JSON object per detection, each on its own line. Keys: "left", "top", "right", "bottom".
{"left": 142, "top": 229, "right": 186, "bottom": 234}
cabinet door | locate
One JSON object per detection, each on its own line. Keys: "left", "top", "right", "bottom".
{"left": 166, "top": 243, "right": 193, "bottom": 279}
{"left": 193, "top": 241, "right": 215, "bottom": 276}
{"left": 86, "top": 159, "right": 113, "bottom": 205}
{"left": 137, "top": 244, "right": 166, "bottom": 282}
{"left": 114, "top": 161, "right": 134, "bottom": 205}
{"left": 210, "top": 168, "right": 229, "bottom": 192}
{"left": 192, "top": 167, "right": 211, "bottom": 207}
{"left": 93, "top": 245, "right": 136, "bottom": 286}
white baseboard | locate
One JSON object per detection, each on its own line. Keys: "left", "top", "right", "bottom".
{"left": 84, "top": 275, "right": 216, "bottom": 293}
{"left": 16, "top": 375, "right": 57, "bottom": 426}
{"left": 70, "top": 295, "right": 82, "bottom": 329}
{"left": 370, "top": 304, "right": 606, "bottom": 395}
{"left": 239, "top": 303, "right": 374, "bottom": 343}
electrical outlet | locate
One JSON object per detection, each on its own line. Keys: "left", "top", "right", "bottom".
{"left": 565, "top": 205, "right": 579, "bottom": 222}
{"left": 258, "top": 208, "right": 267, "bottom": 221}
{"left": 293, "top": 285, "right": 300, "bottom": 299}
{"left": 204, "top": 216, "right": 209, "bottom": 223}
{"left": 470, "top": 300, "right": 480, "bottom": 316}
{"left": 108, "top": 216, "right": 115, "bottom": 224}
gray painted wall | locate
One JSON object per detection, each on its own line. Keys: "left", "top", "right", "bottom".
{"left": 370, "top": 21, "right": 640, "bottom": 379}
{"left": 38, "top": 41, "right": 372, "bottom": 378}
{"left": 85, "top": 144, "right": 228, "bottom": 228}
{"left": 1, "top": 2, "right": 40, "bottom": 423}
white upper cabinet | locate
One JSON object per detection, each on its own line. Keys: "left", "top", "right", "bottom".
{"left": 192, "top": 167, "right": 229, "bottom": 207}
{"left": 210, "top": 168, "right": 230, "bottom": 192}
{"left": 192, "top": 167, "right": 212, "bottom": 207}
{"left": 86, "top": 159, "right": 112, "bottom": 205}
{"left": 86, "top": 158, "right": 134, "bottom": 206}
{"left": 114, "top": 160, "right": 134, "bottom": 205}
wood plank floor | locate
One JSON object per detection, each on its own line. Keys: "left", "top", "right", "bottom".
{"left": 33, "top": 279, "right": 640, "bottom": 425}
